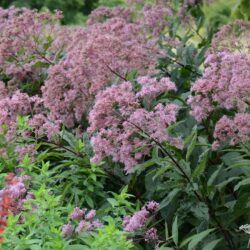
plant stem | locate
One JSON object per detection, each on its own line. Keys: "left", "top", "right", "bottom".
{"left": 123, "top": 117, "right": 236, "bottom": 249}
{"left": 106, "top": 64, "right": 128, "bottom": 81}
{"left": 205, "top": 197, "right": 237, "bottom": 250}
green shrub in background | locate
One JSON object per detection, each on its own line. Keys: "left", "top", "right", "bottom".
{"left": 96, "top": 0, "right": 125, "bottom": 8}
{"left": 0, "top": 0, "right": 126, "bottom": 24}
{"left": 1, "top": 0, "right": 250, "bottom": 25}
{"left": 0, "top": 0, "right": 97, "bottom": 24}
{"left": 232, "top": 0, "right": 250, "bottom": 20}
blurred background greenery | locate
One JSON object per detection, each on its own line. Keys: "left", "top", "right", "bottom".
{"left": 0, "top": 0, "right": 249, "bottom": 25}
{"left": 0, "top": 0, "right": 126, "bottom": 24}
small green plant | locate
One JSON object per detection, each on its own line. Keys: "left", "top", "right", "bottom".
{"left": 2, "top": 186, "right": 71, "bottom": 250}
{"left": 82, "top": 219, "right": 134, "bottom": 250}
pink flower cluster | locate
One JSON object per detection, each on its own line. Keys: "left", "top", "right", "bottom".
{"left": 137, "top": 76, "right": 177, "bottom": 101}
{"left": 88, "top": 80, "right": 182, "bottom": 172}
{"left": 212, "top": 113, "right": 250, "bottom": 150}
{"left": 42, "top": 12, "right": 161, "bottom": 128}
{"left": 123, "top": 208, "right": 149, "bottom": 232}
{"left": 0, "top": 3, "right": 174, "bottom": 143}
{"left": 210, "top": 20, "right": 250, "bottom": 54}
{"left": 0, "top": 173, "right": 33, "bottom": 224}
{"left": 62, "top": 207, "right": 102, "bottom": 238}
{"left": 188, "top": 52, "right": 250, "bottom": 121}
{"left": 15, "top": 144, "right": 37, "bottom": 162}
{"left": 140, "top": 3, "right": 172, "bottom": 36}
{"left": 28, "top": 113, "right": 61, "bottom": 141}
{"left": 0, "top": 8, "right": 64, "bottom": 142}
{"left": 0, "top": 7, "right": 63, "bottom": 82}
{"left": 0, "top": 89, "right": 59, "bottom": 145}
{"left": 145, "top": 227, "right": 158, "bottom": 242}
{"left": 188, "top": 48, "right": 250, "bottom": 148}
{"left": 87, "top": 6, "right": 132, "bottom": 25}
{"left": 123, "top": 201, "right": 159, "bottom": 232}
{"left": 0, "top": 91, "right": 33, "bottom": 141}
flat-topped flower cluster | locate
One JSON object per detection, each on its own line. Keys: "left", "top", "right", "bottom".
{"left": 188, "top": 21, "right": 250, "bottom": 149}
{"left": 0, "top": 3, "right": 249, "bottom": 172}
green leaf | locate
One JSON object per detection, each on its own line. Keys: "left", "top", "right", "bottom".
{"left": 216, "top": 177, "right": 241, "bottom": 191}
{"left": 165, "top": 221, "right": 169, "bottom": 240}
{"left": 32, "top": 61, "right": 50, "bottom": 69}
{"left": 41, "top": 161, "right": 50, "bottom": 173}
{"left": 172, "top": 216, "right": 178, "bottom": 246}
{"left": 157, "top": 247, "right": 174, "bottom": 250}
{"left": 192, "top": 149, "right": 209, "bottom": 178}
{"left": 208, "top": 165, "right": 222, "bottom": 186}
{"left": 221, "top": 152, "right": 242, "bottom": 167}
{"left": 180, "top": 229, "right": 215, "bottom": 248}
{"left": 203, "top": 238, "right": 222, "bottom": 250}
{"left": 186, "top": 127, "right": 197, "bottom": 161}
{"left": 234, "top": 178, "right": 250, "bottom": 191}
{"left": 130, "top": 159, "right": 155, "bottom": 175}
{"left": 190, "top": 202, "right": 209, "bottom": 221}
{"left": 85, "top": 195, "right": 94, "bottom": 208}
{"left": 153, "top": 163, "right": 172, "bottom": 181}
{"left": 17, "top": 115, "right": 30, "bottom": 130}
{"left": 43, "top": 35, "right": 54, "bottom": 51}
{"left": 107, "top": 198, "right": 118, "bottom": 207}
{"left": 160, "top": 188, "right": 181, "bottom": 209}
{"left": 230, "top": 160, "right": 250, "bottom": 168}
{"left": 67, "top": 245, "right": 89, "bottom": 250}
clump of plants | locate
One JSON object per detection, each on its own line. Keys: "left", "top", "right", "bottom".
{"left": 0, "top": 0, "right": 249, "bottom": 249}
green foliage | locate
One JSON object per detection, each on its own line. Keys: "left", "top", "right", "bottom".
{"left": 0, "top": 0, "right": 125, "bottom": 24}
{"left": 107, "top": 186, "right": 135, "bottom": 217}
{"left": 201, "top": 0, "right": 236, "bottom": 31}
{"left": 232, "top": 0, "right": 250, "bottom": 21}
{"left": 24, "top": 131, "right": 106, "bottom": 208}
{"left": 201, "top": 0, "right": 250, "bottom": 35}
{"left": 2, "top": 186, "right": 70, "bottom": 250}
{"left": 0, "top": 132, "right": 18, "bottom": 173}
{"left": 82, "top": 219, "right": 134, "bottom": 250}
{"left": 128, "top": 3, "right": 250, "bottom": 248}
{"left": 96, "top": 0, "right": 125, "bottom": 7}
{"left": 0, "top": 0, "right": 94, "bottom": 24}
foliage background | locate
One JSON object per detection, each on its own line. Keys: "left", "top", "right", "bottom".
{"left": 0, "top": 0, "right": 125, "bottom": 24}
{"left": 0, "top": 0, "right": 249, "bottom": 250}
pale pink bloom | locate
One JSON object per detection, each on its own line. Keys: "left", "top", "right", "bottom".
{"left": 213, "top": 113, "right": 250, "bottom": 148}
{"left": 75, "top": 220, "right": 92, "bottom": 234}
{"left": 62, "top": 224, "right": 73, "bottom": 238}
{"left": 70, "top": 207, "right": 86, "bottom": 221}
{"left": 85, "top": 209, "right": 96, "bottom": 220}
{"left": 124, "top": 208, "right": 149, "bottom": 232}
{"left": 145, "top": 228, "right": 158, "bottom": 242}
{"left": 89, "top": 81, "right": 181, "bottom": 172}
{"left": 145, "top": 201, "right": 160, "bottom": 213}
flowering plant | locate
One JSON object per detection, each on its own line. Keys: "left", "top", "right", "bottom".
{"left": 0, "top": 0, "right": 249, "bottom": 249}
